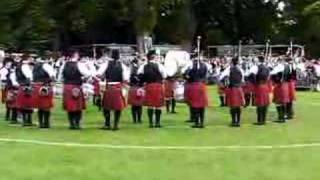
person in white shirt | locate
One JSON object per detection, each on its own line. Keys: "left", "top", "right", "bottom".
{"left": 60, "top": 50, "right": 93, "bottom": 130}
{"left": 15, "top": 54, "right": 35, "bottom": 126}
{"left": 32, "top": 58, "right": 56, "bottom": 128}
{"left": 138, "top": 50, "right": 166, "bottom": 128}
{"left": 96, "top": 50, "right": 130, "bottom": 131}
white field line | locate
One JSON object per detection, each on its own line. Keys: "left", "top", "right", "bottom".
{"left": 1, "top": 138, "right": 320, "bottom": 150}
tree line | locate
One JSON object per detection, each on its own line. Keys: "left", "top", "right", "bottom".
{"left": 0, "top": 0, "right": 319, "bottom": 56}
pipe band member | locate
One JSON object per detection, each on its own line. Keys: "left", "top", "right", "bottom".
{"left": 184, "top": 54, "right": 209, "bottom": 128}
{"left": 249, "top": 56, "right": 271, "bottom": 125}
{"left": 128, "top": 57, "right": 144, "bottom": 124}
{"left": 97, "top": 50, "right": 130, "bottom": 131}
{"left": 138, "top": 50, "right": 166, "bottom": 128}
{"left": 16, "top": 54, "right": 34, "bottom": 127}
{"left": 60, "top": 51, "right": 91, "bottom": 130}
{"left": 33, "top": 58, "right": 55, "bottom": 128}
{"left": 220, "top": 57, "right": 245, "bottom": 127}
{"left": 271, "top": 58, "right": 290, "bottom": 123}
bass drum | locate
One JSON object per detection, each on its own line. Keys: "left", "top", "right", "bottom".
{"left": 174, "top": 81, "right": 185, "bottom": 102}
{"left": 164, "top": 50, "right": 191, "bottom": 77}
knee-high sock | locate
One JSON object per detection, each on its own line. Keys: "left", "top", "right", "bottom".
{"left": 155, "top": 109, "right": 162, "bottom": 127}
{"left": 171, "top": 99, "right": 176, "bottom": 113}
{"left": 11, "top": 108, "right": 18, "bottom": 123}
{"left": 230, "top": 108, "right": 236, "bottom": 125}
{"left": 192, "top": 108, "right": 199, "bottom": 126}
{"left": 5, "top": 108, "right": 11, "bottom": 121}
{"left": 68, "top": 112, "right": 75, "bottom": 128}
{"left": 43, "top": 110, "right": 51, "bottom": 128}
{"left": 199, "top": 108, "right": 205, "bottom": 127}
{"left": 256, "top": 107, "right": 262, "bottom": 123}
{"left": 219, "top": 96, "right": 225, "bottom": 107}
{"left": 245, "top": 94, "right": 251, "bottom": 107}
{"left": 166, "top": 100, "right": 170, "bottom": 113}
{"left": 137, "top": 106, "right": 142, "bottom": 123}
{"left": 103, "top": 110, "right": 111, "bottom": 127}
{"left": 114, "top": 111, "right": 121, "bottom": 130}
{"left": 74, "top": 111, "right": 82, "bottom": 128}
{"left": 93, "top": 95, "right": 96, "bottom": 105}
{"left": 263, "top": 106, "right": 268, "bottom": 123}
{"left": 235, "top": 107, "right": 241, "bottom": 124}
{"left": 276, "top": 105, "right": 285, "bottom": 122}
{"left": 148, "top": 109, "right": 154, "bottom": 127}
{"left": 26, "top": 109, "right": 33, "bottom": 125}
{"left": 131, "top": 106, "right": 137, "bottom": 123}
{"left": 22, "top": 110, "right": 27, "bottom": 125}
{"left": 286, "top": 102, "right": 294, "bottom": 119}
{"left": 38, "top": 110, "right": 44, "bottom": 127}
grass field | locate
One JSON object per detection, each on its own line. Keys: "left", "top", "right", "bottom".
{"left": 1, "top": 86, "right": 320, "bottom": 180}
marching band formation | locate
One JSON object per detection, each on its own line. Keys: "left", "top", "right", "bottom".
{"left": 0, "top": 44, "right": 318, "bottom": 131}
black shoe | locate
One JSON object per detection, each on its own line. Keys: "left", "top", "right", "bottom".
{"left": 198, "top": 125, "right": 205, "bottom": 129}
{"left": 191, "top": 124, "right": 199, "bottom": 128}
{"left": 101, "top": 126, "right": 111, "bottom": 130}
{"left": 155, "top": 124, "right": 162, "bottom": 128}
{"left": 112, "top": 127, "right": 119, "bottom": 131}
{"left": 149, "top": 125, "right": 154, "bottom": 128}
{"left": 254, "top": 122, "right": 265, "bottom": 126}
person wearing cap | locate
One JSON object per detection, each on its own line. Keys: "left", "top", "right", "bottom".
{"left": 271, "top": 58, "right": 290, "bottom": 123}
{"left": 138, "top": 50, "right": 166, "bottom": 128}
{"left": 60, "top": 50, "right": 91, "bottom": 130}
{"left": 128, "top": 57, "right": 144, "bottom": 124}
{"left": 15, "top": 54, "right": 35, "bottom": 126}
{"left": 184, "top": 53, "right": 209, "bottom": 128}
{"left": 32, "top": 57, "right": 55, "bottom": 128}
{"left": 248, "top": 56, "right": 271, "bottom": 125}
{"left": 97, "top": 50, "right": 130, "bottom": 131}
{"left": 0, "top": 57, "right": 14, "bottom": 121}
{"left": 220, "top": 57, "right": 245, "bottom": 127}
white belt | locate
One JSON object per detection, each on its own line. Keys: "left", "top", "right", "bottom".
{"left": 107, "top": 82, "right": 121, "bottom": 85}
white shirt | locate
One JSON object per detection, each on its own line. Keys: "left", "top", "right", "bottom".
{"left": 219, "top": 65, "right": 244, "bottom": 83}
{"left": 0, "top": 67, "right": 8, "bottom": 81}
{"left": 58, "top": 60, "right": 93, "bottom": 82}
{"left": 96, "top": 61, "right": 130, "bottom": 82}
{"left": 270, "top": 63, "right": 285, "bottom": 75}
{"left": 21, "top": 63, "right": 33, "bottom": 81}
{"left": 138, "top": 61, "right": 167, "bottom": 79}
{"left": 42, "top": 63, "right": 56, "bottom": 78}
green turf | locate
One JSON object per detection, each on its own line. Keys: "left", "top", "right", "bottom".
{"left": 0, "top": 86, "right": 320, "bottom": 180}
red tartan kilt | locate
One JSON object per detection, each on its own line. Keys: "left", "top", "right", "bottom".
{"left": 93, "top": 81, "right": 100, "bottom": 96}
{"left": 164, "top": 80, "right": 175, "bottom": 99}
{"left": 17, "top": 86, "right": 35, "bottom": 109}
{"left": 128, "top": 87, "right": 144, "bottom": 106}
{"left": 217, "top": 85, "right": 225, "bottom": 95}
{"left": 226, "top": 87, "right": 245, "bottom": 107}
{"left": 103, "top": 84, "right": 126, "bottom": 110}
{"left": 33, "top": 84, "right": 54, "bottom": 110}
{"left": 1, "top": 88, "right": 7, "bottom": 104}
{"left": 63, "top": 84, "right": 86, "bottom": 112}
{"left": 273, "top": 83, "right": 290, "bottom": 104}
{"left": 144, "top": 83, "right": 164, "bottom": 108}
{"left": 288, "top": 81, "right": 296, "bottom": 101}
{"left": 185, "top": 82, "right": 209, "bottom": 108}
{"left": 5, "top": 89, "right": 18, "bottom": 108}
{"left": 242, "top": 82, "right": 254, "bottom": 94}
{"left": 254, "top": 84, "right": 271, "bottom": 106}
